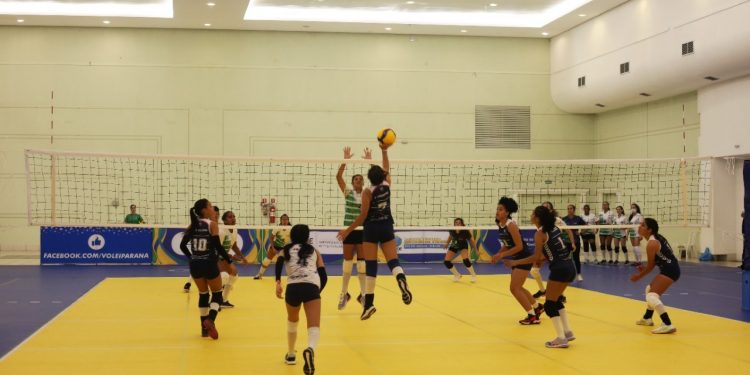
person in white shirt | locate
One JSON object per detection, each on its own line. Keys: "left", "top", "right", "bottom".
{"left": 580, "top": 204, "right": 598, "bottom": 263}
{"left": 628, "top": 203, "right": 644, "bottom": 264}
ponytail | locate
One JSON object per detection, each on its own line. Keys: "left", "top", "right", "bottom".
{"left": 287, "top": 224, "right": 315, "bottom": 266}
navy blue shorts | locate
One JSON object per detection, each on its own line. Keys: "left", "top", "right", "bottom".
{"left": 512, "top": 263, "right": 533, "bottom": 271}
{"left": 547, "top": 260, "right": 576, "bottom": 283}
{"left": 285, "top": 283, "right": 321, "bottom": 307}
{"left": 343, "top": 230, "right": 363, "bottom": 245}
{"left": 189, "top": 259, "right": 220, "bottom": 280}
{"left": 363, "top": 222, "right": 395, "bottom": 244}
{"left": 659, "top": 266, "right": 681, "bottom": 282}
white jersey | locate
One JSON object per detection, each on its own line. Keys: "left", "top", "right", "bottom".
{"left": 284, "top": 244, "right": 321, "bottom": 288}
{"left": 581, "top": 213, "right": 597, "bottom": 235}
{"left": 614, "top": 214, "right": 628, "bottom": 237}
{"left": 629, "top": 213, "right": 643, "bottom": 237}
{"left": 219, "top": 227, "right": 238, "bottom": 256}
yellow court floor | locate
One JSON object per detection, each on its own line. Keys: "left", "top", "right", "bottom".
{"left": 0, "top": 275, "right": 748, "bottom": 375}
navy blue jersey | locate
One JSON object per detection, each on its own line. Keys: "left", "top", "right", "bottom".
{"left": 542, "top": 226, "right": 572, "bottom": 263}
{"left": 652, "top": 234, "right": 679, "bottom": 272}
{"left": 561, "top": 215, "right": 586, "bottom": 242}
{"left": 188, "top": 219, "right": 216, "bottom": 261}
{"left": 498, "top": 219, "right": 530, "bottom": 260}
{"left": 449, "top": 230, "right": 471, "bottom": 250}
{"left": 365, "top": 182, "right": 394, "bottom": 224}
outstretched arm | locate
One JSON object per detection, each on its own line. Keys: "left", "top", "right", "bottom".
{"left": 337, "top": 146, "right": 354, "bottom": 195}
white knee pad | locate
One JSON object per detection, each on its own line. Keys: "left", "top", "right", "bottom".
{"left": 220, "top": 271, "right": 230, "bottom": 286}
{"left": 287, "top": 320, "right": 298, "bottom": 333}
{"left": 357, "top": 260, "right": 366, "bottom": 274}
{"left": 646, "top": 292, "right": 662, "bottom": 309}
{"left": 645, "top": 285, "right": 651, "bottom": 295}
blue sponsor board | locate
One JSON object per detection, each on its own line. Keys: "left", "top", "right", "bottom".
{"left": 41, "top": 226, "right": 153, "bottom": 265}
{"left": 153, "top": 227, "right": 254, "bottom": 265}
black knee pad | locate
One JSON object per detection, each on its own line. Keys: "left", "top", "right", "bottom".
{"left": 600, "top": 244, "right": 606, "bottom": 251}
{"left": 544, "top": 300, "right": 560, "bottom": 318}
{"left": 386, "top": 258, "right": 401, "bottom": 271}
{"left": 614, "top": 246, "right": 620, "bottom": 253}
{"left": 556, "top": 299, "right": 565, "bottom": 310}
{"left": 211, "top": 290, "right": 224, "bottom": 305}
{"left": 583, "top": 242, "right": 589, "bottom": 252}
{"left": 443, "top": 260, "right": 454, "bottom": 269}
{"left": 607, "top": 244, "right": 613, "bottom": 251}
{"left": 365, "top": 260, "right": 378, "bottom": 277}
{"left": 462, "top": 259, "right": 472, "bottom": 268}
{"left": 198, "top": 292, "right": 210, "bottom": 308}
{"left": 622, "top": 246, "right": 628, "bottom": 253}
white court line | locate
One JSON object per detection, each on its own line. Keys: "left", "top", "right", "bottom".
{"left": 7, "top": 301, "right": 18, "bottom": 304}
{"left": 0, "top": 279, "right": 105, "bottom": 363}
{"left": 29, "top": 301, "right": 40, "bottom": 304}
{"left": 0, "top": 278, "right": 20, "bottom": 287}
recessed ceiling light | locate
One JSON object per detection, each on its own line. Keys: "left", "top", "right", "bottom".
{"left": 204, "top": 23, "right": 211, "bottom": 27}
{"left": 0, "top": 0, "right": 173, "bottom": 18}
{"left": 489, "top": 3, "right": 498, "bottom": 7}
{"left": 385, "top": 27, "right": 392, "bottom": 30}
{"left": 409, "top": 36, "right": 416, "bottom": 42}
{"left": 460, "top": 29, "right": 467, "bottom": 33}
{"left": 206, "top": 2, "right": 215, "bottom": 6}
{"left": 541, "top": 32, "right": 549, "bottom": 36}
{"left": 245, "top": 0, "right": 594, "bottom": 28}
{"left": 102, "top": 20, "right": 110, "bottom": 24}
{"left": 16, "top": 19, "right": 24, "bottom": 23}
{"left": 579, "top": 14, "right": 587, "bottom": 17}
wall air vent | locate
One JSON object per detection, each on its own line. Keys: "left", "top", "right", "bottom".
{"left": 682, "top": 41, "right": 694, "bottom": 55}
{"left": 577, "top": 76, "right": 586, "bottom": 87}
{"left": 475, "top": 106, "right": 531, "bottom": 149}
{"left": 620, "top": 62, "right": 630, "bottom": 74}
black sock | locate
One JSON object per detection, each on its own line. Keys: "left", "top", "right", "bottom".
{"left": 660, "top": 312, "right": 672, "bottom": 325}
{"left": 364, "top": 293, "right": 375, "bottom": 308}
{"left": 209, "top": 309, "right": 218, "bottom": 321}
{"left": 643, "top": 309, "right": 654, "bottom": 319}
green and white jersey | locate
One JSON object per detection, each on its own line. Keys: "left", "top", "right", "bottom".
{"left": 343, "top": 189, "right": 362, "bottom": 226}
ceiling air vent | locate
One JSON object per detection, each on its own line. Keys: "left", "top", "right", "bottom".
{"left": 704, "top": 76, "right": 719, "bottom": 81}
{"left": 595, "top": 103, "right": 606, "bottom": 108}
{"left": 475, "top": 105, "right": 530, "bottom": 149}
{"left": 682, "top": 41, "right": 694, "bottom": 56}
{"left": 577, "top": 76, "right": 586, "bottom": 87}
{"left": 639, "top": 93, "right": 651, "bottom": 97}
{"left": 620, "top": 62, "right": 630, "bottom": 74}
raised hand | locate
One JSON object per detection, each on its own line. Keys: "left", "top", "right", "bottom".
{"left": 343, "top": 146, "right": 353, "bottom": 159}
{"left": 362, "top": 147, "right": 372, "bottom": 160}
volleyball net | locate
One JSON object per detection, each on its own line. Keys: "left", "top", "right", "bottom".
{"left": 25, "top": 149, "right": 711, "bottom": 230}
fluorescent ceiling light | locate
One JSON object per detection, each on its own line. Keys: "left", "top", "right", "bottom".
{"left": 244, "top": 0, "right": 591, "bottom": 28}
{"left": 0, "top": 0, "right": 173, "bottom": 18}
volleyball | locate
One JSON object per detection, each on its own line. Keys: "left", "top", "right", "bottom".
{"left": 377, "top": 128, "right": 397, "bottom": 147}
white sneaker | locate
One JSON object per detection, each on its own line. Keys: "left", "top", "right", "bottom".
{"left": 576, "top": 274, "right": 583, "bottom": 282}
{"left": 452, "top": 274, "right": 462, "bottom": 282}
{"left": 652, "top": 324, "right": 676, "bottom": 334}
{"left": 337, "top": 292, "right": 351, "bottom": 310}
{"left": 470, "top": 275, "right": 477, "bottom": 283}
{"left": 636, "top": 318, "right": 654, "bottom": 326}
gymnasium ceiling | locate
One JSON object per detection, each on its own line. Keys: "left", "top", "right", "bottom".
{"left": 0, "top": 0, "right": 628, "bottom": 37}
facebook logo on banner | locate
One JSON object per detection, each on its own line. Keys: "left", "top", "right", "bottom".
{"left": 88, "top": 234, "right": 105, "bottom": 251}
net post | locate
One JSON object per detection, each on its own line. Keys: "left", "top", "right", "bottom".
{"left": 680, "top": 158, "right": 688, "bottom": 227}
{"left": 24, "top": 150, "right": 33, "bottom": 225}
{"left": 50, "top": 154, "right": 57, "bottom": 226}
